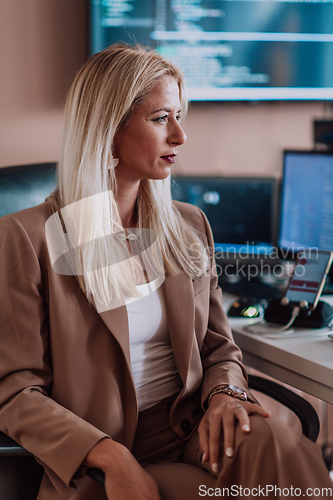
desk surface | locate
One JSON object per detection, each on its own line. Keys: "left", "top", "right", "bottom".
{"left": 223, "top": 293, "right": 333, "bottom": 404}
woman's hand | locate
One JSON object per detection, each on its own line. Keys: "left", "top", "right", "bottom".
{"left": 84, "top": 438, "right": 161, "bottom": 500}
{"left": 198, "top": 393, "right": 271, "bottom": 474}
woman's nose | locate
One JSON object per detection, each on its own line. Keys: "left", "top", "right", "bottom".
{"left": 168, "top": 121, "right": 187, "bottom": 146}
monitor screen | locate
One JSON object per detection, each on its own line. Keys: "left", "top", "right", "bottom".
{"left": 171, "top": 176, "right": 276, "bottom": 254}
{"left": 278, "top": 150, "right": 333, "bottom": 256}
{"left": 90, "top": 0, "right": 333, "bottom": 101}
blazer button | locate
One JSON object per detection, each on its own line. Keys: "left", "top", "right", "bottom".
{"left": 180, "top": 420, "right": 191, "bottom": 433}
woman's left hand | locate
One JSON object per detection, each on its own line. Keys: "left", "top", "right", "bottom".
{"left": 198, "top": 393, "right": 271, "bottom": 474}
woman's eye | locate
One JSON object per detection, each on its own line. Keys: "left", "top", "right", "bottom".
{"left": 153, "top": 115, "right": 168, "bottom": 122}
{"left": 152, "top": 113, "right": 181, "bottom": 122}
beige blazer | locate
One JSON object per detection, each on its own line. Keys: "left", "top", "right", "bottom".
{"left": 0, "top": 199, "right": 250, "bottom": 499}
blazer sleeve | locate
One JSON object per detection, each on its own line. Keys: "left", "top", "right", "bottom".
{"left": 0, "top": 215, "right": 109, "bottom": 489}
{"left": 197, "top": 209, "right": 257, "bottom": 407}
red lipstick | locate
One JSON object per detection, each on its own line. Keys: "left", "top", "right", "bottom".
{"left": 161, "top": 154, "right": 176, "bottom": 163}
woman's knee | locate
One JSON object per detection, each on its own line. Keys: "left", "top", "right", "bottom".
{"left": 143, "top": 462, "right": 215, "bottom": 500}
{"left": 235, "top": 413, "right": 299, "bottom": 455}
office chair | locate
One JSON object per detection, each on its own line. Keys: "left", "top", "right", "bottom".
{"left": 0, "top": 164, "right": 321, "bottom": 497}
{"left": 0, "top": 162, "right": 57, "bottom": 218}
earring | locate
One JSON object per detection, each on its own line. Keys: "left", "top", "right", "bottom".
{"left": 108, "top": 155, "right": 119, "bottom": 170}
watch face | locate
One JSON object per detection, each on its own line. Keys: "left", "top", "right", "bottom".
{"left": 227, "top": 385, "right": 247, "bottom": 400}
{"left": 230, "top": 385, "right": 242, "bottom": 394}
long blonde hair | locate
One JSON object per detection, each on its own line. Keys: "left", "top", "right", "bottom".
{"left": 49, "top": 44, "right": 208, "bottom": 310}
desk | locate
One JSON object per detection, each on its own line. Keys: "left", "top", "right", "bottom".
{"left": 223, "top": 293, "right": 333, "bottom": 404}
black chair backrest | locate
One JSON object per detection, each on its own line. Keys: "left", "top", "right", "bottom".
{"left": 0, "top": 162, "right": 57, "bottom": 217}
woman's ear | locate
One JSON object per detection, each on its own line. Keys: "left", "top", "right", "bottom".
{"left": 112, "top": 128, "right": 122, "bottom": 159}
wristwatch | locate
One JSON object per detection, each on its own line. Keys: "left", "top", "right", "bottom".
{"left": 208, "top": 385, "right": 247, "bottom": 406}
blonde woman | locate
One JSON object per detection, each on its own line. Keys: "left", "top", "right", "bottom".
{"left": 0, "top": 44, "right": 331, "bottom": 500}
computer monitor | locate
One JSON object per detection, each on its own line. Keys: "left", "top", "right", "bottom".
{"left": 278, "top": 150, "right": 333, "bottom": 257}
{"left": 90, "top": 0, "right": 333, "bottom": 101}
{"left": 171, "top": 176, "right": 277, "bottom": 256}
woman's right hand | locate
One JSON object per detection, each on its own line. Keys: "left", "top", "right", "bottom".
{"left": 84, "top": 437, "right": 161, "bottom": 500}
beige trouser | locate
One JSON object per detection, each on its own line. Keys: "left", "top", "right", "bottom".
{"left": 131, "top": 398, "right": 333, "bottom": 500}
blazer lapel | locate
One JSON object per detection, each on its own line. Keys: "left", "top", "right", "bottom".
{"left": 98, "top": 304, "right": 140, "bottom": 447}
{"left": 98, "top": 305, "right": 131, "bottom": 368}
{"left": 162, "top": 272, "right": 198, "bottom": 391}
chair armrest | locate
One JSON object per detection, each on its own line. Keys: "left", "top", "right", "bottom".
{"left": 248, "top": 374, "right": 320, "bottom": 442}
{"left": 0, "top": 432, "right": 30, "bottom": 456}
{"left": 0, "top": 430, "right": 106, "bottom": 488}
{"left": 86, "top": 467, "right": 106, "bottom": 487}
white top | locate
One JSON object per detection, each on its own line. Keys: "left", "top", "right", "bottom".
{"left": 126, "top": 281, "right": 182, "bottom": 412}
